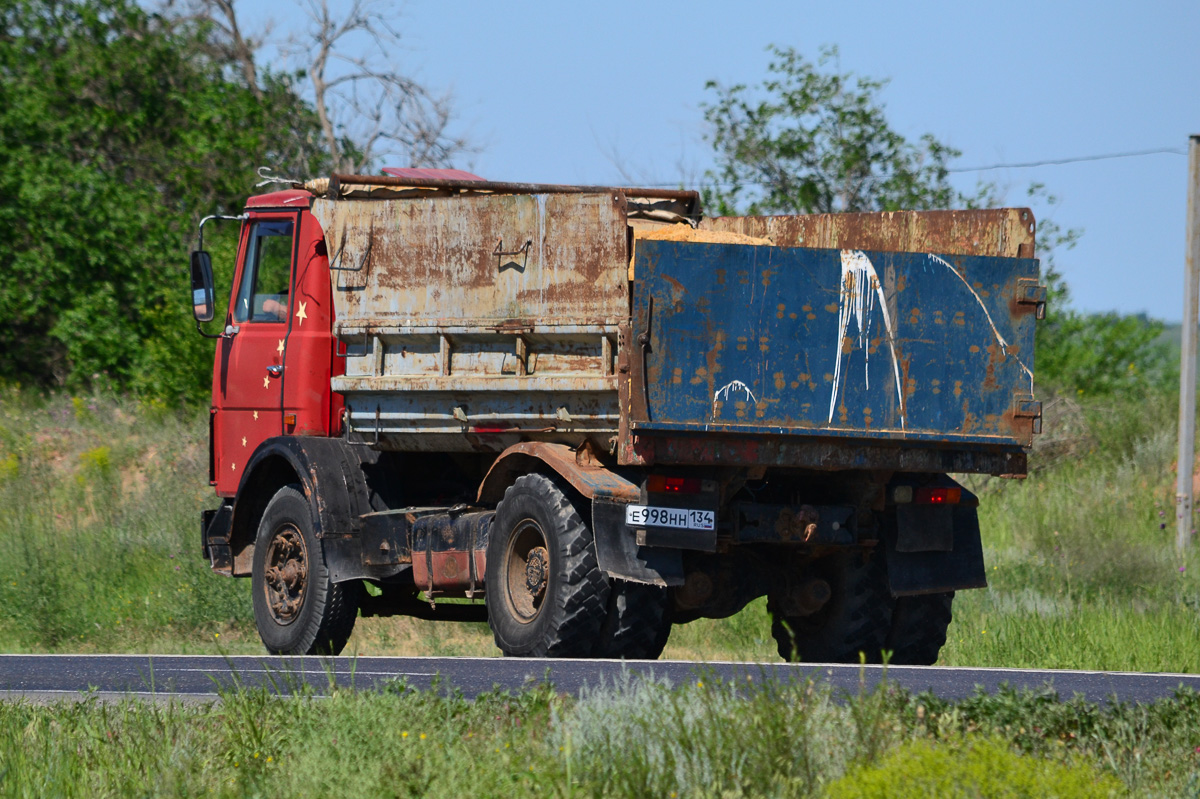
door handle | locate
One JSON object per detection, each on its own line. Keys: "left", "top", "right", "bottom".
{"left": 266, "top": 365, "right": 283, "bottom": 377}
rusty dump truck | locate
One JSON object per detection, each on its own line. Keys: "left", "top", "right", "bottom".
{"left": 189, "top": 168, "right": 1043, "bottom": 663}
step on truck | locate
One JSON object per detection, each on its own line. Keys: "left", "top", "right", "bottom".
{"left": 190, "top": 169, "right": 1044, "bottom": 663}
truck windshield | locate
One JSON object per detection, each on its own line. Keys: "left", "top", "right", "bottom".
{"left": 233, "top": 220, "right": 294, "bottom": 323}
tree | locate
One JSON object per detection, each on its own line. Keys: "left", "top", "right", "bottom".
{"left": 701, "top": 46, "right": 1171, "bottom": 398}
{"left": 702, "top": 45, "right": 962, "bottom": 217}
{"left": 171, "top": 0, "right": 470, "bottom": 174}
{"left": 290, "top": 0, "right": 469, "bottom": 172}
{"left": 1030, "top": 187, "right": 1173, "bottom": 396}
{"left": 0, "top": 0, "right": 324, "bottom": 401}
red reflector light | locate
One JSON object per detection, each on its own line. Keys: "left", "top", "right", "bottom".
{"left": 915, "top": 486, "right": 961, "bottom": 505}
{"left": 647, "top": 475, "right": 703, "bottom": 494}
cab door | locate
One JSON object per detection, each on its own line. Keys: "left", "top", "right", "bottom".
{"left": 280, "top": 210, "right": 337, "bottom": 437}
{"left": 213, "top": 214, "right": 297, "bottom": 496}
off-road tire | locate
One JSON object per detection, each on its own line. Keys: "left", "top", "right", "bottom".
{"left": 595, "top": 580, "right": 673, "bottom": 660}
{"left": 885, "top": 592, "right": 954, "bottom": 665}
{"left": 251, "top": 485, "right": 360, "bottom": 655}
{"left": 769, "top": 550, "right": 892, "bottom": 663}
{"left": 486, "top": 474, "right": 610, "bottom": 657}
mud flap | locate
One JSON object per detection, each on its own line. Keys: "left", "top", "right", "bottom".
{"left": 592, "top": 499, "right": 685, "bottom": 587}
{"left": 882, "top": 505, "right": 987, "bottom": 596}
{"left": 202, "top": 503, "right": 234, "bottom": 574}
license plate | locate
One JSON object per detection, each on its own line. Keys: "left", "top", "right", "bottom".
{"left": 625, "top": 505, "right": 715, "bottom": 531}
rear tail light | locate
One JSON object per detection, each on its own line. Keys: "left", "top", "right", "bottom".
{"left": 646, "top": 475, "right": 703, "bottom": 494}
{"left": 914, "top": 486, "right": 961, "bottom": 505}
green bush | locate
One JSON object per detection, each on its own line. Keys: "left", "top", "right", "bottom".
{"left": 824, "top": 736, "right": 1124, "bottom": 798}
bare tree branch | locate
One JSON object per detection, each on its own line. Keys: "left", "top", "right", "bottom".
{"left": 158, "top": 0, "right": 269, "bottom": 100}
{"left": 288, "top": 0, "right": 470, "bottom": 172}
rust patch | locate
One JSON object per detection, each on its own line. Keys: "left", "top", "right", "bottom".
{"left": 701, "top": 208, "right": 1036, "bottom": 259}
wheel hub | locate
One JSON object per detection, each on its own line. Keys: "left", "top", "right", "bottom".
{"left": 504, "top": 520, "right": 550, "bottom": 623}
{"left": 262, "top": 524, "right": 308, "bottom": 625}
{"left": 525, "top": 546, "right": 549, "bottom": 599}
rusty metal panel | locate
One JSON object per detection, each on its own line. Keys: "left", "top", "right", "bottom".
{"left": 630, "top": 239, "right": 1040, "bottom": 450}
{"left": 311, "top": 192, "right": 629, "bottom": 451}
{"left": 312, "top": 192, "right": 629, "bottom": 330}
{"left": 624, "top": 434, "right": 1027, "bottom": 475}
{"left": 701, "top": 208, "right": 1037, "bottom": 259}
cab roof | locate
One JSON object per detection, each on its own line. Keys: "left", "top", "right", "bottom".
{"left": 245, "top": 189, "right": 312, "bottom": 209}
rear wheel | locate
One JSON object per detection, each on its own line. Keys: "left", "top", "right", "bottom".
{"left": 770, "top": 550, "right": 892, "bottom": 663}
{"left": 486, "top": 474, "right": 610, "bottom": 657}
{"left": 251, "top": 485, "right": 360, "bottom": 655}
{"left": 885, "top": 592, "right": 954, "bottom": 665}
{"left": 595, "top": 580, "right": 672, "bottom": 660}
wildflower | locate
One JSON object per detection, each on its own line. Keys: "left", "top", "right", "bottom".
{"left": 420, "top": 733, "right": 427, "bottom": 740}
{"left": 267, "top": 757, "right": 273, "bottom": 763}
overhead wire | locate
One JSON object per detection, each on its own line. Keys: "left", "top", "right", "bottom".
{"left": 947, "top": 146, "right": 1187, "bottom": 173}
{"left": 625, "top": 146, "right": 1189, "bottom": 188}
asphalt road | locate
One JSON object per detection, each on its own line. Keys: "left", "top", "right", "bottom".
{"left": 2, "top": 654, "right": 1199, "bottom": 705}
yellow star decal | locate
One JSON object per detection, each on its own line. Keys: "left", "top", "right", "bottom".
{"left": 253, "top": 411, "right": 259, "bottom": 421}
{"left": 277, "top": 339, "right": 285, "bottom": 355}
{"left": 264, "top": 376, "right": 270, "bottom": 389}
{"left": 295, "top": 301, "right": 308, "bottom": 326}
{"left": 241, "top": 436, "right": 247, "bottom": 447}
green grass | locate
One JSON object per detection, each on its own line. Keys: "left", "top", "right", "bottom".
{"left": 942, "top": 392, "right": 1200, "bottom": 671}
{"left": 0, "top": 673, "right": 1194, "bottom": 797}
{"left": 0, "top": 389, "right": 251, "bottom": 654}
{"left": 1, "top": 387, "right": 1199, "bottom": 672}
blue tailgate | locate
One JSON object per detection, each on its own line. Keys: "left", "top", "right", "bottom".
{"left": 631, "top": 239, "right": 1040, "bottom": 446}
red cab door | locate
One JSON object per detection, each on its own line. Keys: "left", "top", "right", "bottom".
{"left": 280, "top": 210, "right": 338, "bottom": 437}
{"left": 213, "top": 214, "right": 297, "bottom": 496}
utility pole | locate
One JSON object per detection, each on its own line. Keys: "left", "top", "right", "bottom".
{"left": 1177, "top": 134, "right": 1200, "bottom": 553}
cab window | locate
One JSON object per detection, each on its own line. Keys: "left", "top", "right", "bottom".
{"left": 233, "top": 220, "right": 294, "bottom": 323}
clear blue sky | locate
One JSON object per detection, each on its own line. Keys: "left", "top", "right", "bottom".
{"left": 235, "top": 0, "right": 1199, "bottom": 321}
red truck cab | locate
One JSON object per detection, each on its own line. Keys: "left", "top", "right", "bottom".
{"left": 208, "top": 190, "right": 342, "bottom": 496}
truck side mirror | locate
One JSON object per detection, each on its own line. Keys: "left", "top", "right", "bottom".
{"left": 190, "top": 250, "right": 215, "bottom": 323}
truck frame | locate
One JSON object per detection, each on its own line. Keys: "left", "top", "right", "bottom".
{"left": 190, "top": 169, "right": 1043, "bottom": 663}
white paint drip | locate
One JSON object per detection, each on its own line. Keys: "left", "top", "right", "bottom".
{"left": 714, "top": 380, "right": 757, "bottom": 412}
{"left": 927, "top": 254, "right": 1036, "bottom": 395}
{"left": 828, "top": 251, "right": 906, "bottom": 427}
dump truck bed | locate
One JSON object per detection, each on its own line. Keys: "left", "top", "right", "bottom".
{"left": 312, "top": 191, "right": 1040, "bottom": 476}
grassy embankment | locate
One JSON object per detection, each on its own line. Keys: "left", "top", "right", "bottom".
{"left": 0, "top": 387, "right": 1198, "bottom": 668}
{"left": 6, "top": 672, "right": 1200, "bottom": 797}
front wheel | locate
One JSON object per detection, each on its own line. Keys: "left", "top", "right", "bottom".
{"left": 251, "top": 485, "right": 359, "bottom": 655}
{"left": 485, "top": 474, "right": 610, "bottom": 657}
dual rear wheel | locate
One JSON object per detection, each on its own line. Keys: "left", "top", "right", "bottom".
{"left": 769, "top": 551, "right": 954, "bottom": 666}
{"left": 485, "top": 473, "right": 671, "bottom": 659}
